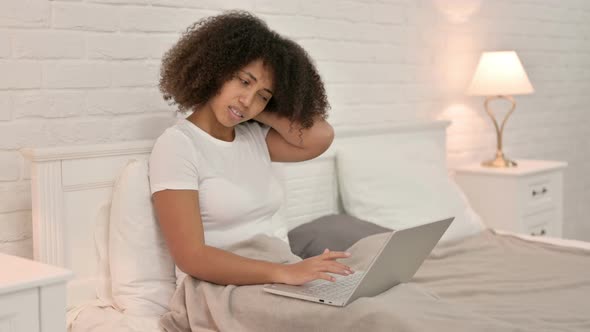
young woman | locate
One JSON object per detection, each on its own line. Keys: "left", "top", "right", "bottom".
{"left": 149, "top": 10, "right": 354, "bottom": 287}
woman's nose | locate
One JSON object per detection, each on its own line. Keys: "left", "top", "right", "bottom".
{"left": 239, "top": 92, "right": 255, "bottom": 107}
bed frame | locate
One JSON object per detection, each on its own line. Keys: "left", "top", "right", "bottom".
{"left": 20, "top": 120, "right": 450, "bottom": 309}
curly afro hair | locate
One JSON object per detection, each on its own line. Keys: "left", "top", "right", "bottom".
{"left": 159, "top": 10, "right": 330, "bottom": 130}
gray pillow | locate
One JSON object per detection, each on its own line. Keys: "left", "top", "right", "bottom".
{"left": 288, "top": 214, "right": 392, "bottom": 259}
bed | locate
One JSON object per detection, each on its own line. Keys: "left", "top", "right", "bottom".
{"left": 20, "top": 119, "right": 590, "bottom": 332}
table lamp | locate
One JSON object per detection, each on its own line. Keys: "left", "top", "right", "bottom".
{"left": 466, "top": 51, "right": 534, "bottom": 167}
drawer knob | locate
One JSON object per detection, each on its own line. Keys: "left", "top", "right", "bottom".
{"left": 532, "top": 187, "right": 548, "bottom": 197}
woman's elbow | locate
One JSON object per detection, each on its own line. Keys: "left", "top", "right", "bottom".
{"left": 173, "top": 246, "right": 206, "bottom": 276}
{"left": 316, "top": 124, "right": 335, "bottom": 155}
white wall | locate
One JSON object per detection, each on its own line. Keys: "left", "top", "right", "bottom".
{"left": 1, "top": 0, "right": 589, "bottom": 258}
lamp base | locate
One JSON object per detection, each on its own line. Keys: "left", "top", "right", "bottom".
{"left": 482, "top": 152, "right": 517, "bottom": 168}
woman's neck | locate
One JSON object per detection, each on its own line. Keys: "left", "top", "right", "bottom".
{"left": 186, "top": 106, "right": 235, "bottom": 142}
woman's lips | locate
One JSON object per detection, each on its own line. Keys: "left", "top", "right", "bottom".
{"left": 228, "top": 106, "right": 244, "bottom": 120}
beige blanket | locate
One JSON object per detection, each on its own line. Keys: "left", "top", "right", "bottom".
{"left": 160, "top": 230, "right": 590, "bottom": 332}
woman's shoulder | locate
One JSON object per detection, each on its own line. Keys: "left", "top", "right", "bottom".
{"left": 149, "top": 124, "right": 199, "bottom": 173}
{"left": 151, "top": 123, "right": 195, "bottom": 157}
{"left": 240, "top": 120, "right": 270, "bottom": 139}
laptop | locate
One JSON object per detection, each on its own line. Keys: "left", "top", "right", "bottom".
{"left": 263, "top": 217, "right": 454, "bottom": 307}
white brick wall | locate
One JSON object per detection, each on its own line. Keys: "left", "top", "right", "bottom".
{"left": 1, "top": 0, "right": 589, "bottom": 258}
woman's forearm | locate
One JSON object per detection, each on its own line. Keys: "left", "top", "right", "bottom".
{"left": 181, "top": 245, "right": 284, "bottom": 286}
{"left": 254, "top": 112, "right": 334, "bottom": 150}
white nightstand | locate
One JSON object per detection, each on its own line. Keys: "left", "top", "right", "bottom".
{"left": 0, "top": 253, "right": 72, "bottom": 332}
{"left": 454, "top": 160, "right": 567, "bottom": 238}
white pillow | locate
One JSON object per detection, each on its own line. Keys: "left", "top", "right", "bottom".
{"left": 109, "top": 158, "right": 176, "bottom": 316}
{"left": 336, "top": 144, "right": 485, "bottom": 245}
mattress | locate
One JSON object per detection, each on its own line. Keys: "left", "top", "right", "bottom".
{"left": 68, "top": 232, "right": 590, "bottom": 332}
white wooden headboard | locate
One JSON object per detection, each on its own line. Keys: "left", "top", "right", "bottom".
{"left": 20, "top": 120, "right": 450, "bottom": 309}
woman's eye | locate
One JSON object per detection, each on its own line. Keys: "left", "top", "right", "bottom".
{"left": 240, "top": 79, "right": 249, "bottom": 85}
{"left": 259, "top": 94, "right": 269, "bottom": 102}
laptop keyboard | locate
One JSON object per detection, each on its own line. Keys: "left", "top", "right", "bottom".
{"left": 297, "top": 271, "right": 365, "bottom": 301}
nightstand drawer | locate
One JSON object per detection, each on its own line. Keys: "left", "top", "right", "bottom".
{"left": 522, "top": 209, "right": 554, "bottom": 237}
{"left": 454, "top": 159, "right": 566, "bottom": 238}
{"left": 521, "top": 173, "right": 558, "bottom": 215}
{"left": 0, "top": 288, "right": 39, "bottom": 332}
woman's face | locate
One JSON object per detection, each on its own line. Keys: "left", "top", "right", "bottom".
{"left": 207, "top": 59, "right": 274, "bottom": 127}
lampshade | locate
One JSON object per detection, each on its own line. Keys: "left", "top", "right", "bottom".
{"left": 467, "top": 51, "right": 534, "bottom": 96}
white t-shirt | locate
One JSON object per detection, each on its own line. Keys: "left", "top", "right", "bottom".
{"left": 148, "top": 117, "right": 286, "bottom": 249}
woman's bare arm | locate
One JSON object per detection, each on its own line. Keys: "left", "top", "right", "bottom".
{"left": 254, "top": 112, "right": 335, "bottom": 163}
{"left": 152, "top": 189, "right": 352, "bottom": 286}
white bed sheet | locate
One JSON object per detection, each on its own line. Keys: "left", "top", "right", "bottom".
{"left": 494, "top": 230, "right": 590, "bottom": 250}
{"left": 68, "top": 300, "right": 160, "bottom": 332}
{"left": 67, "top": 231, "right": 590, "bottom": 332}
